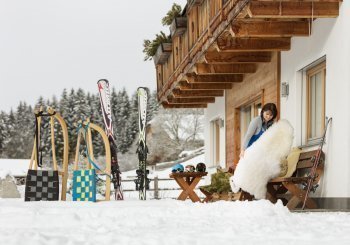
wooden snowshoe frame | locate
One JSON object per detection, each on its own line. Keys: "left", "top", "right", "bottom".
{"left": 74, "top": 119, "right": 111, "bottom": 201}
{"left": 28, "top": 107, "right": 69, "bottom": 201}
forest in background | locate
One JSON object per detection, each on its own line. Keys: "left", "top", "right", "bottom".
{"left": 0, "top": 87, "right": 204, "bottom": 171}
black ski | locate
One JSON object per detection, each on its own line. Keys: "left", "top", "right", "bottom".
{"left": 97, "top": 79, "right": 123, "bottom": 200}
{"left": 135, "top": 87, "right": 150, "bottom": 200}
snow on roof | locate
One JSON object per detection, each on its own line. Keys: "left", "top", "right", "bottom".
{"left": 0, "top": 159, "right": 29, "bottom": 178}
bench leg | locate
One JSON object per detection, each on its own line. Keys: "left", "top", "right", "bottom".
{"left": 282, "top": 182, "right": 317, "bottom": 209}
{"left": 266, "top": 184, "right": 278, "bottom": 203}
{"left": 199, "top": 188, "right": 213, "bottom": 203}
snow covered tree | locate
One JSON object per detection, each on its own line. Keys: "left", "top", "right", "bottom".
{"left": 2, "top": 110, "right": 16, "bottom": 158}
{"left": 153, "top": 108, "right": 204, "bottom": 156}
{"left": 88, "top": 92, "right": 105, "bottom": 158}
{"left": 113, "top": 88, "right": 131, "bottom": 153}
{"left": 128, "top": 91, "right": 139, "bottom": 146}
{"left": 0, "top": 112, "right": 8, "bottom": 157}
{"left": 45, "top": 96, "right": 65, "bottom": 165}
{"left": 59, "top": 88, "right": 78, "bottom": 160}
{"left": 2, "top": 104, "right": 34, "bottom": 159}
{"left": 75, "top": 88, "right": 89, "bottom": 121}
{"left": 147, "top": 88, "right": 159, "bottom": 123}
{"left": 16, "top": 102, "right": 34, "bottom": 159}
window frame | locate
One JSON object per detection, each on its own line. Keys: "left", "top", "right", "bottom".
{"left": 210, "top": 118, "right": 222, "bottom": 167}
{"left": 306, "top": 61, "right": 326, "bottom": 143}
{"left": 240, "top": 97, "right": 262, "bottom": 145}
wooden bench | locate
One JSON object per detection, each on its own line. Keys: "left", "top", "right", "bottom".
{"left": 266, "top": 149, "right": 325, "bottom": 210}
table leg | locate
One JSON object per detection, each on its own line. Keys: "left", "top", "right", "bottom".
{"left": 176, "top": 177, "right": 201, "bottom": 202}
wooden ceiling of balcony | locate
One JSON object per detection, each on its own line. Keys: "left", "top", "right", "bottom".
{"left": 161, "top": 0, "right": 341, "bottom": 109}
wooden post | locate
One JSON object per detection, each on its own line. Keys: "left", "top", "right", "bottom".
{"left": 154, "top": 176, "right": 159, "bottom": 199}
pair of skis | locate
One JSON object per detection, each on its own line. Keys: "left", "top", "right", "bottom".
{"left": 135, "top": 87, "right": 150, "bottom": 200}
{"left": 302, "top": 117, "right": 332, "bottom": 209}
{"left": 97, "top": 79, "right": 149, "bottom": 200}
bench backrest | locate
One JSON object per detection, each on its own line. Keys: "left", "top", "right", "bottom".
{"left": 294, "top": 149, "right": 325, "bottom": 176}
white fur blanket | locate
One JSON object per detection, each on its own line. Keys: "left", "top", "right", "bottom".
{"left": 230, "top": 119, "right": 294, "bottom": 199}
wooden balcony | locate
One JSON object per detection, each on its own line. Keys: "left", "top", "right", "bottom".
{"left": 155, "top": 0, "right": 342, "bottom": 108}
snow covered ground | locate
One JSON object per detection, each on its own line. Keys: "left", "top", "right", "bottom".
{"left": 1, "top": 156, "right": 350, "bottom": 244}
{"left": 1, "top": 198, "right": 350, "bottom": 245}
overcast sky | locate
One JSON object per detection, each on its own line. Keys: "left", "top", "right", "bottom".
{"left": 0, "top": 0, "right": 187, "bottom": 112}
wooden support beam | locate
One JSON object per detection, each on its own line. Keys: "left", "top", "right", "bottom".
{"left": 231, "top": 20, "right": 309, "bottom": 37}
{"left": 216, "top": 36, "right": 291, "bottom": 51}
{"left": 162, "top": 102, "right": 207, "bottom": 109}
{"left": 167, "top": 96, "right": 215, "bottom": 104}
{"left": 177, "top": 81, "right": 233, "bottom": 90}
{"left": 205, "top": 51, "right": 271, "bottom": 64}
{"left": 248, "top": 1, "right": 340, "bottom": 18}
{"left": 186, "top": 73, "right": 244, "bottom": 83}
{"left": 172, "top": 88, "right": 224, "bottom": 98}
{"left": 195, "top": 63, "right": 257, "bottom": 74}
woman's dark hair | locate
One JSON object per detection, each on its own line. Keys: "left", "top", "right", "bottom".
{"left": 260, "top": 103, "right": 278, "bottom": 122}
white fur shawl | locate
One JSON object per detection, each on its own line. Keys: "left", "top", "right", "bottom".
{"left": 230, "top": 119, "right": 294, "bottom": 199}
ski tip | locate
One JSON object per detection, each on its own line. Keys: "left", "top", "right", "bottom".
{"left": 97, "top": 79, "right": 109, "bottom": 84}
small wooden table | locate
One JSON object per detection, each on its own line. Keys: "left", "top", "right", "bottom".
{"left": 169, "top": 172, "right": 207, "bottom": 202}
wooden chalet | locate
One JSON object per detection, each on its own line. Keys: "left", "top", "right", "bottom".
{"left": 153, "top": 0, "right": 342, "bottom": 168}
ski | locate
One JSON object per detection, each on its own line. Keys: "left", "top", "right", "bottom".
{"left": 302, "top": 117, "right": 332, "bottom": 209}
{"left": 97, "top": 79, "right": 123, "bottom": 200}
{"left": 135, "top": 87, "right": 150, "bottom": 200}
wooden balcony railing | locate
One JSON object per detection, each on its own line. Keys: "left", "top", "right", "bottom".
{"left": 156, "top": 0, "right": 236, "bottom": 100}
{"left": 155, "top": 0, "right": 341, "bottom": 106}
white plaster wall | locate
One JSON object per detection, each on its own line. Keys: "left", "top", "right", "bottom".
{"left": 281, "top": 1, "right": 350, "bottom": 197}
{"left": 204, "top": 93, "right": 226, "bottom": 169}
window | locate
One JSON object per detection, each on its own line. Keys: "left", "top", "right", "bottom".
{"left": 240, "top": 99, "right": 262, "bottom": 145}
{"left": 306, "top": 61, "right": 326, "bottom": 142}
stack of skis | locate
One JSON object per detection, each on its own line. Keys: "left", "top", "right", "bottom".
{"left": 97, "top": 80, "right": 150, "bottom": 200}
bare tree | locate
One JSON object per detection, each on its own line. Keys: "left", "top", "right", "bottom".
{"left": 156, "top": 108, "right": 204, "bottom": 153}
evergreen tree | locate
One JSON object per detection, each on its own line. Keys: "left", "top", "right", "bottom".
{"left": 75, "top": 88, "right": 89, "bottom": 121}
{"left": 116, "top": 88, "right": 131, "bottom": 153}
{"left": 2, "top": 110, "right": 16, "bottom": 158}
{"left": 60, "top": 88, "right": 78, "bottom": 160}
{"left": 148, "top": 89, "right": 160, "bottom": 123}
{"left": 38, "top": 99, "right": 53, "bottom": 165}
{"left": 128, "top": 91, "right": 139, "bottom": 144}
{"left": 47, "top": 96, "right": 64, "bottom": 165}
{"left": 110, "top": 87, "right": 121, "bottom": 152}
{"left": 0, "top": 86, "right": 187, "bottom": 163}
{"left": 0, "top": 112, "right": 8, "bottom": 157}
{"left": 2, "top": 104, "right": 33, "bottom": 159}
{"left": 88, "top": 92, "right": 104, "bottom": 158}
